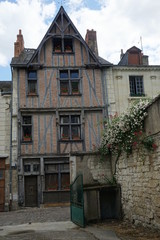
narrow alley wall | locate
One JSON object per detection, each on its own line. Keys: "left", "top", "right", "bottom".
{"left": 116, "top": 96, "right": 160, "bottom": 229}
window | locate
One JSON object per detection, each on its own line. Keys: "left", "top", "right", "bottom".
{"left": 33, "top": 164, "right": 40, "bottom": 172}
{"left": 28, "top": 71, "right": 37, "bottom": 94}
{"left": 23, "top": 160, "right": 40, "bottom": 174}
{"left": 22, "top": 116, "right": 32, "bottom": 142}
{"left": 53, "top": 38, "right": 73, "bottom": 53}
{"left": 45, "top": 163, "right": 70, "bottom": 191}
{"left": 59, "top": 70, "right": 80, "bottom": 95}
{"left": 60, "top": 115, "right": 81, "bottom": 140}
{"left": 129, "top": 76, "right": 144, "bottom": 96}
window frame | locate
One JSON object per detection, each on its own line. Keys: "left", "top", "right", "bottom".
{"left": 129, "top": 75, "right": 145, "bottom": 97}
{"left": 60, "top": 114, "right": 81, "bottom": 141}
{"left": 45, "top": 163, "right": 70, "bottom": 191}
{"left": 23, "top": 159, "right": 40, "bottom": 175}
{"left": 27, "top": 70, "right": 37, "bottom": 95}
{"left": 22, "top": 116, "right": 32, "bottom": 143}
{"left": 59, "top": 69, "right": 80, "bottom": 96}
{"left": 53, "top": 37, "right": 73, "bottom": 53}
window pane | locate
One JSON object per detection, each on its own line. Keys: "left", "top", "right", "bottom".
{"left": 71, "top": 126, "right": 80, "bottom": 139}
{"left": 60, "top": 163, "right": 69, "bottom": 171}
{"left": 24, "top": 165, "right": 31, "bottom": 172}
{"left": 70, "top": 70, "right": 79, "bottom": 78}
{"left": 129, "top": 77, "right": 136, "bottom": 95}
{"left": 64, "top": 38, "right": 73, "bottom": 52}
{"left": 28, "top": 81, "right": 37, "bottom": 93}
{"left": 53, "top": 38, "right": 62, "bottom": 52}
{"left": 28, "top": 71, "right": 37, "bottom": 79}
{"left": 61, "top": 116, "right": 69, "bottom": 123}
{"left": 23, "top": 116, "right": 31, "bottom": 124}
{"left": 61, "top": 126, "right": 69, "bottom": 139}
{"left": 23, "top": 126, "right": 32, "bottom": 141}
{"left": 60, "top": 70, "right": 68, "bottom": 78}
{"left": 45, "top": 164, "right": 58, "bottom": 172}
{"left": 33, "top": 164, "right": 39, "bottom": 172}
{"left": 61, "top": 173, "right": 70, "bottom": 190}
{"left": 136, "top": 77, "right": 143, "bottom": 95}
{"left": 60, "top": 82, "right": 69, "bottom": 94}
{"left": 45, "top": 174, "right": 58, "bottom": 191}
{"left": 71, "top": 81, "right": 79, "bottom": 94}
{"left": 71, "top": 116, "right": 80, "bottom": 123}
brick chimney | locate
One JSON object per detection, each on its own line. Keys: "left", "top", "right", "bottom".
{"left": 14, "top": 29, "right": 24, "bottom": 57}
{"left": 85, "top": 29, "right": 98, "bottom": 56}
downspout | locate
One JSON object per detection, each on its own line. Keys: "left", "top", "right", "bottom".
{"left": 9, "top": 69, "right": 13, "bottom": 211}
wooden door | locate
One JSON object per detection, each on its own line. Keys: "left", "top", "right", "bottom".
{"left": 25, "top": 176, "right": 37, "bottom": 207}
{"left": 0, "top": 159, "right": 5, "bottom": 212}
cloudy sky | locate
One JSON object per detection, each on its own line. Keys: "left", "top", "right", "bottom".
{"left": 1, "top": 0, "right": 160, "bottom": 80}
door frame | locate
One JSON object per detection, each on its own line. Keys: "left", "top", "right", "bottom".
{"left": 24, "top": 175, "right": 38, "bottom": 207}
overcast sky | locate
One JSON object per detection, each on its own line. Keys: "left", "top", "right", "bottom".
{"left": 1, "top": 0, "right": 160, "bottom": 80}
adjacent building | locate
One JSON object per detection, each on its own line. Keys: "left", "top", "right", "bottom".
{"left": 106, "top": 46, "right": 160, "bottom": 115}
{"left": 0, "top": 82, "right": 11, "bottom": 211}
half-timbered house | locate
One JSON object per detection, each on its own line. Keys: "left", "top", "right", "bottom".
{"left": 10, "top": 6, "right": 111, "bottom": 207}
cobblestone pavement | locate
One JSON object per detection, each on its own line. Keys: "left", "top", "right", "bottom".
{"left": 0, "top": 207, "right": 120, "bottom": 240}
{"left": 0, "top": 206, "right": 70, "bottom": 226}
{"left": 0, "top": 229, "right": 98, "bottom": 240}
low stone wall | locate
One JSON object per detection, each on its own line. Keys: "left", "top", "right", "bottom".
{"left": 70, "top": 152, "right": 112, "bottom": 185}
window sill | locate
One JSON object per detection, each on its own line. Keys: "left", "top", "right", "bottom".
{"left": 60, "top": 94, "right": 82, "bottom": 97}
{"left": 44, "top": 189, "right": 70, "bottom": 192}
{"left": 128, "top": 95, "right": 147, "bottom": 100}
{"left": 27, "top": 93, "right": 38, "bottom": 97}
{"left": 21, "top": 141, "right": 33, "bottom": 144}
{"left": 53, "top": 51, "right": 74, "bottom": 54}
{"left": 59, "top": 139, "right": 83, "bottom": 142}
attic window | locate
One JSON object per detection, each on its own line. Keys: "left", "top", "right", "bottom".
{"left": 53, "top": 38, "right": 73, "bottom": 53}
{"left": 64, "top": 39, "right": 73, "bottom": 52}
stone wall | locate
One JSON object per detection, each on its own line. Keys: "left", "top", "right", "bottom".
{"left": 70, "top": 152, "right": 112, "bottom": 185}
{"left": 115, "top": 96, "right": 160, "bottom": 229}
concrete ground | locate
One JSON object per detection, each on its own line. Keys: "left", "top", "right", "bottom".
{"left": 0, "top": 206, "right": 120, "bottom": 240}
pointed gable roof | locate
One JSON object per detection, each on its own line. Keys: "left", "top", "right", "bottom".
{"left": 11, "top": 6, "right": 112, "bottom": 67}
{"left": 28, "top": 6, "right": 106, "bottom": 67}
